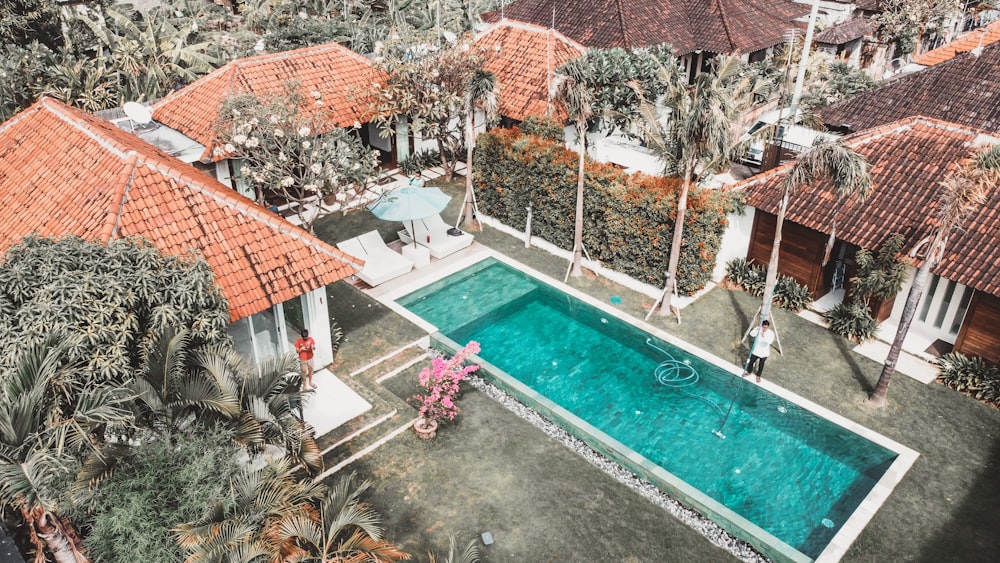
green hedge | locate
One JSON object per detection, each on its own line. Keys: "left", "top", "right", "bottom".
{"left": 473, "top": 127, "right": 740, "bottom": 293}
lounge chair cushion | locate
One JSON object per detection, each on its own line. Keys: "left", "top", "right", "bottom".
{"left": 336, "top": 230, "right": 413, "bottom": 286}
{"left": 402, "top": 214, "right": 474, "bottom": 259}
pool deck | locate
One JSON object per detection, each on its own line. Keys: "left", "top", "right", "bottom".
{"left": 361, "top": 244, "right": 919, "bottom": 563}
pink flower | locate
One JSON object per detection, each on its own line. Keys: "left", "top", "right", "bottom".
{"left": 408, "top": 341, "right": 481, "bottom": 426}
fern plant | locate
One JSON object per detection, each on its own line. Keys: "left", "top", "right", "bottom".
{"left": 725, "top": 258, "right": 812, "bottom": 311}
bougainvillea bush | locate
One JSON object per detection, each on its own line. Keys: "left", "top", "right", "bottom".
{"left": 410, "top": 341, "right": 481, "bottom": 424}
{"left": 473, "top": 127, "right": 741, "bottom": 293}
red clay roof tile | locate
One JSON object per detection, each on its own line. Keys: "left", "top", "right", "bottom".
{"left": 475, "top": 21, "right": 588, "bottom": 121}
{"left": 913, "top": 21, "right": 1000, "bottom": 66}
{"left": 736, "top": 116, "right": 1000, "bottom": 297}
{"left": 820, "top": 41, "right": 1000, "bottom": 134}
{"left": 152, "top": 42, "right": 383, "bottom": 163}
{"left": 481, "top": 0, "right": 808, "bottom": 54}
{"left": 0, "top": 98, "right": 360, "bottom": 322}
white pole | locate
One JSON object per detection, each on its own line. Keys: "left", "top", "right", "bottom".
{"left": 788, "top": 0, "right": 819, "bottom": 119}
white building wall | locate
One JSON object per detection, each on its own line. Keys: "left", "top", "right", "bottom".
{"left": 714, "top": 206, "right": 756, "bottom": 282}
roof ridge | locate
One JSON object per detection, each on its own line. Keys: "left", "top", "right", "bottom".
{"left": 614, "top": 0, "right": 631, "bottom": 50}
{"left": 476, "top": 19, "right": 588, "bottom": 54}
{"left": 42, "top": 98, "right": 131, "bottom": 159}
{"left": 108, "top": 153, "right": 140, "bottom": 241}
{"left": 714, "top": 0, "right": 738, "bottom": 54}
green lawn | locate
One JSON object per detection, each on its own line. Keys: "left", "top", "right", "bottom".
{"left": 314, "top": 180, "right": 1000, "bottom": 562}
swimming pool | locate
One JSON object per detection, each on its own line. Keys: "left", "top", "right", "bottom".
{"left": 391, "top": 255, "right": 916, "bottom": 562}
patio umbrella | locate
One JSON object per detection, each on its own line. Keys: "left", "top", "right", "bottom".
{"left": 368, "top": 185, "right": 451, "bottom": 247}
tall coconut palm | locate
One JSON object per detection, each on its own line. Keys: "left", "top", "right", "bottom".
{"left": 459, "top": 68, "right": 498, "bottom": 229}
{"left": 551, "top": 66, "right": 595, "bottom": 277}
{"left": 761, "top": 139, "right": 871, "bottom": 325}
{"left": 272, "top": 472, "right": 411, "bottom": 562}
{"left": 632, "top": 56, "right": 756, "bottom": 318}
{"left": 868, "top": 144, "right": 1000, "bottom": 406}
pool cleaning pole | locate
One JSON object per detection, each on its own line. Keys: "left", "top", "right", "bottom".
{"left": 713, "top": 329, "right": 761, "bottom": 439}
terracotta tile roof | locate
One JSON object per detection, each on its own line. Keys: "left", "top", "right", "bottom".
{"left": 913, "top": 21, "right": 1000, "bottom": 66}
{"left": 475, "top": 20, "right": 588, "bottom": 121}
{"left": 0, "top": 98, "right": 359, "bottom": 321}
{"left": 814, "top": 17, "right": 871, "bottom": 45}
{"left": 152, "top": 42, "right": 382, "bottom": 163}
{"left": 819, "top": 41, "right": 1000, "bottom": 135}
{"left": 735, "top": 116, "right": 1000, "bottom": 296}
{"left": 481, "top": 0, "right": 808, "bottom": 55}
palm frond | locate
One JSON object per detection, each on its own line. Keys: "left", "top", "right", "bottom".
{"left": 785, "top": 138, "right": 871, "bottom": 201}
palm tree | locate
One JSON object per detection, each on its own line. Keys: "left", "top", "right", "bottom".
{"left": 868, "top": 144, "right": 1000, "bottom": 406}
{"left": 760, "top": 139, "right": 871, "bottom": 325}
{"left": 632, "top": 56, "right": 756, "bottom": 318}
{"left": 0, "top": 336, "right": 131, "bottom": 563}
{"left": 428, "top": 535, "right": 479, "bottom": 563}
{"left": 459, "top": 68, "right": 498, "bottom": 229}
{"left": 272, "top": 472, "right": 411, "bottom": 562}
{"left": 551, "top": 66, "right": 595, "bottom": 277}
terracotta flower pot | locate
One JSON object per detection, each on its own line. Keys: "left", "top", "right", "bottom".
{"left": 413, "top": 417, "right": 439, "bottom": 440}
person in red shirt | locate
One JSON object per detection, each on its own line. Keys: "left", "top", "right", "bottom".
{"left": 295, "top": 329, "right": 317, "bottom": 390}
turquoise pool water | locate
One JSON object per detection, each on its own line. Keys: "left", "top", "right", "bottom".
{"left": 397, "top": 258, "right": 897, "bottom": 560}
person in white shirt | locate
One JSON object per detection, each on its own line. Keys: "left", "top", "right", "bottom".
{"left": 742, "top": 320, "right": 775, "bottom": 383}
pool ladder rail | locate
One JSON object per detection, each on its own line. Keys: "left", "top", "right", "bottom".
{"left": 645, "top": 338, "right": 725, "bottom": 420}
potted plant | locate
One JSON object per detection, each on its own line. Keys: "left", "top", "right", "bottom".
{"left": 410, "top": 341, "right": 481, "bottom": 440}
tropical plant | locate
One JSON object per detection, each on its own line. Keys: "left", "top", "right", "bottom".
{"left": 474, "top": 127, "right": 738, "bottom": 293}
{"left": 937, "top": 352, "right": 1000, "bottom": 405}
{"left": 216, "top": 84, "right": 380, "bottom": 232}
{"left": 823, "top": 301, "right": 880, "bottom": 342}
{"left": 551, "top": 63, "right": 595, "bottom": 278}
{"left": 459, "top": 68, "right": 499, "bottom": 229}
{"left": 0, "top": 235, "right": 230, "bottom": 400}
{"left": 72, "top": 426, "right": 241, "bottom": 563}
{"left": 801, "top": 61, "right": 878, "bottom": 110}
{"left": 131, "top": 328, "right": 322, "bottom": 472}
{"left": 174, "top": 457, "right": 326, "bottom": 560}
{"left": 71, "top": 5, "right": 221, "bottom": 103}
{"left": 369, "top": 32, "right": 493, "bottom": 182}
{"left": 270, "top": 472, "right": 411, "bottom": 561}
{"left": 761, "top": 140, "right": 871, "bottom": 326}
{"left": 869, "top": 144, "right": 1000, "bottom": 406}
{"left": 428, "top": 535, "right": 479, "bottom": 563}
{"left": 724, "top": 258, "right": 812, "bottom": 311}
{"left": 518, "top": 115, "right": 565, "bottom": 142}
{"left": 631, "top": 55, "right": 762, "bottom": 319}
{"left": 872, "top": 0, "right": 963, "bottom": 55}
{"left": 410, "top": 341, "right": 481, "bottom": 425}
{"left": 0, "top": 336, "right": 131, "bottom": 563}
{"left": 851, "top": 234, "right": 908, "bottom": 304}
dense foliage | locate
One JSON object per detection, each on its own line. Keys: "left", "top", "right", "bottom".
{"left": 823, "top": 301, "right": 880, "bottom": 342}
{"left": 216, "top": 85, "right": 380, "bottom": 231}
{"left": 0, "top": 236, "right": 230, "bottom": 387}
{"left": 74, "top": 427, "right": 241, "bottom": 562}
{"left": 937, "top": 352, "right": 1000, "bottom": 406}
{"left": 475, "top": 127, "right": 740, "bottom": 293}
{"left": 802, "top": 62, "right": 879, "bottom": 110}
{"left": 724, "top": 258, "right": 814, "bottom": 311}
{"left": 825, "top": 235, "right": 907, "bottom": 342}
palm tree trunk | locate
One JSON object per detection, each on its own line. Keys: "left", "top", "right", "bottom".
{"left": 29, "top": 508, "right": 90, "bottom": 563}
{"left": 462, "top": 103, "right": 476, "bottom": 228}
{"left": 661, "top": 168, "right": 693, "bottom": 317}
{"left": 869, "top": 232, "right": 942, "bottom": 406}
{"left": 570, "top": 122, "right": 586, "bottom": 277}
{"left": 761, "top": 187, "right": 792, "bottom": 322}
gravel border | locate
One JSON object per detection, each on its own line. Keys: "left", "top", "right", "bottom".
{"left": 468, "top": 374, "right": 770, "bottom": 563}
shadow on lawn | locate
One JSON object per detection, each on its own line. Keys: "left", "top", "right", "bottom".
{"left": 916, "top": 432, "right": 1000, "bottom": 562}
{"left": 834, "top": 335, "right": 875, "bottom": 395}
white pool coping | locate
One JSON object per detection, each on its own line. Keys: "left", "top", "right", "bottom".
{"left": 368, "top": 248, "right": 920, "bottom": 563}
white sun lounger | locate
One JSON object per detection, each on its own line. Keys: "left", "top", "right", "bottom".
{"left": 399, "top": 214, "right": 474, "bottom": 259}
{"left": 336, "top": 230, "right": 413, "bottom": 286}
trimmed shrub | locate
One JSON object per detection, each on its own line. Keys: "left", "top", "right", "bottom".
{"left": 937, "top": 352, "right": 1000, "bottom": 406}
{"left": 474, "top": 127, "right": 740, "bottom": 293}
{"left": 518, "top": 116, "right": 565, "bottom": 142}
{"left": 823, "top": 301, "right": 879, "bottom": 342}
{"left": 400, "top": 148, "right": 443, "bottom": 176}
{"left": 723, "top": 258, "right": 813, "bottom": 311}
